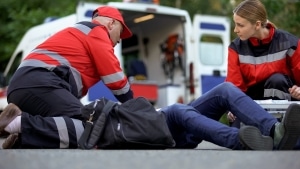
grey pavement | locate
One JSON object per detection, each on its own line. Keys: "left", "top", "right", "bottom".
{"left": 1, "top": 138, "right": 300, "bottom": 169}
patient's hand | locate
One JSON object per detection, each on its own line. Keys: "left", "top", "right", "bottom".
{"left": 227, "top": 111, "right": 236, "bottom": 122}
{"left": 289, "top": 85, "right": 300, "bottom": 100}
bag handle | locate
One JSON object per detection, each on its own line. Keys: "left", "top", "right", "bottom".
{"left": 78, "top": 100, "right": 117, "bottom": 149}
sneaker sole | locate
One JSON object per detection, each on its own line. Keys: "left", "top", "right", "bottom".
{"left": 278, "top": 103, "right": 300, "bottom": 150}
{"left": 239, "top": 126, "right": 273, "bottom": 150}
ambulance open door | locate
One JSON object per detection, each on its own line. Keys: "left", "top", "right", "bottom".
{"left": 192, "top": 15, "right": 230, "bottom": 95}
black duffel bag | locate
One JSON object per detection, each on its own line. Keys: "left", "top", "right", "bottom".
{"left": 78, "top": 97, "right": 176, "bottom": 149}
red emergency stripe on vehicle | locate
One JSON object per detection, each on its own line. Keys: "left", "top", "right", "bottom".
{"left": 0, "top": 87, "right": 7, "bottom": 97}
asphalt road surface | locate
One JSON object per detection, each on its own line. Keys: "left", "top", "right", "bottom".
{"left": 1, "top": 138, "right": 300, "bottom": 169}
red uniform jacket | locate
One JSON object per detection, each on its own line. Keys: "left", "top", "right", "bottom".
{"left": 9, "top": 21, "right": 133, "bottom": 102}
{"left": 226, "top": 24, "right": 300, "bottom": 93}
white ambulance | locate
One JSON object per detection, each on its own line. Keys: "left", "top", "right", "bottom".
{"left": 0, "top": 1, "right": 230, "bottom": 111}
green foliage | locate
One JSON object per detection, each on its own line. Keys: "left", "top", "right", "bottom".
{"left": 0, "top": 0, "right": 77, "bottom": 69}
{"left": 263, "top": 0, "right": 300, "bottom": 35}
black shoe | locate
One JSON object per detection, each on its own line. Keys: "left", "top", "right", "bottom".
{"left": 239, "top": 125, "right": 273, "bottom": 150}
{"left": 274, "top": 103, "right": 300, "bottom": 150}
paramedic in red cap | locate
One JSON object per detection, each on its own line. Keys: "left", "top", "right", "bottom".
{"left": 93, "top": 6, "right": 132, "bottom": 39}
{"left": 2, "top": 6, "right": 134, "bottom": 146}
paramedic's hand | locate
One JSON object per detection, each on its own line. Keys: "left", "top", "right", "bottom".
{"left": 289, "top": 85, "right": 300, "bottom": 100}
{"left": 227, "top": 111, "right": 236, "bottom": 122}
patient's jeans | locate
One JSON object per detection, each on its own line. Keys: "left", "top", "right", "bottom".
{"left": 19, "top": 82, "right": 278, "bottom": 149}
{"left": 161, "top": 82, "right": 278, "bottom": 149}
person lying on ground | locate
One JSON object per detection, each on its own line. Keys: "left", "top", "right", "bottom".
{"left": 1, "top": 82, "right": 300, "bottom": 150}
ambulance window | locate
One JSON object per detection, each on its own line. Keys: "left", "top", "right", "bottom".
{"left": 198, "top": 35, "right": 223, "bottom": 66}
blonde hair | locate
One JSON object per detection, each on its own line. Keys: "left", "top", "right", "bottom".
{"left": 233, "top": 0, "right": 276, "bottom": 28}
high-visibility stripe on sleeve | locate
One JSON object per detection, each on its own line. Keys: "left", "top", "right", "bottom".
{"left": 239, "top": 50, "right": 287, "bottom": 65}
{"left": 101, "top": 72, "right": 131, "bottom": 95}
{"left": 110, "top": 81, "right": 131, "bottom": 95}
{"left": 101, "top": 72, "right": 125, "bottom": 84}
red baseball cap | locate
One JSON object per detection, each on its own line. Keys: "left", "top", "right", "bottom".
{"left": 93, "top": 6, "right": 132, "bottom": 39}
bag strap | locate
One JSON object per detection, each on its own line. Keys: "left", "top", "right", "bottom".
{"left": 78, "top": 100, "right": 99, "bottom": 149}
{"left": 102, "top": 100, "right": 119, "bottom": 116}
{"left": 78, "top": 100, "right": 117, "bottom": 149}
